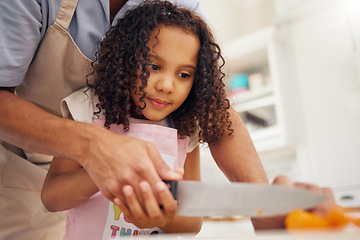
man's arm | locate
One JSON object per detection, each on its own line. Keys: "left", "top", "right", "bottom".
{"left": 0, "top": 89, "right": 181, "bottom": 203}
{"left": 0, "top": 88, "right": 90, "bottom": 160}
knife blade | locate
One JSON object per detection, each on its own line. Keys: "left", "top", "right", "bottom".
{"left": 165, "top": 181, "right": 326, "bottom": 217}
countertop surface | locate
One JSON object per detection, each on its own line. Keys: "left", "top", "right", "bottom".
{"left": 195, "top": 216, "right": 360, "bottom": 239}
{"left": 151, "top": 231, "right": 360, "bottom": 240}
{"left": 113, "top": 209, "right": 360, "bottom": 240}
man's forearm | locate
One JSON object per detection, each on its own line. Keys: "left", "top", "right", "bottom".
{"left": 0, "top": 89, "right": 94, "bottom": 165}
{"left": 0, "top": 89, "right": 180, "bottom": 207}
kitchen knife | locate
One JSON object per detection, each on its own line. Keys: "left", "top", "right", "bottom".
{"left": 165, "top": 181, "right": 326, "bottom": 217}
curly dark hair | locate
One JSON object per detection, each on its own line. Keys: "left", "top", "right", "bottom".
{"left": 88, "top": 0, "right": 232, "bottom": 144}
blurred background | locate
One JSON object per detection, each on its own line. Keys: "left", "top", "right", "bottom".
{"left": 197, "top": 0, "right": 360, "bottom": 209}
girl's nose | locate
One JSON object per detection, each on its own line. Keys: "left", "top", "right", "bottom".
{"left": 155, "top": 74, "right": 175, "bottom": 93}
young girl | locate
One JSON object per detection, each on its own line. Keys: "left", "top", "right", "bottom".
{"left": 41, "top": 0, "right": 232, "bottom": 238}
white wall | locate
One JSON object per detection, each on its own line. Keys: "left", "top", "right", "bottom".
{"left": 198, "top": 0, "right": 276, "bottom": 45}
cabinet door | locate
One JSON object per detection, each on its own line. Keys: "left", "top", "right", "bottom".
{"left": 225, "top": 27, "right": 301, "bottom": 153}
{"left": 282, "top": 0, "right": 360, "bottom": 188}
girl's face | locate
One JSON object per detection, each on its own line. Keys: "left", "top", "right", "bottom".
{"left": 131, "top": 25, "right": 199, "bottom": 121}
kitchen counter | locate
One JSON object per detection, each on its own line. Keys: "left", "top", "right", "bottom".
{"left": 195, "top": 216, "right": 360, "bottom": 239}
{"left": 112, "top": 218, "right": 360, "bottom": 240}
{"left": 194, "top": 205, "right": 360, "bottom": 239}
{"left": 197, "top": 217, "right": 255, "bottom": 238}
{"left": 153, "top": 231, "right": 360, "bottom": 240}
{"left": 112, "top": 209, "right": 360, "bottom": 239}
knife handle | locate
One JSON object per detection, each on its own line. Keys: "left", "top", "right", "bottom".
{"left": 163, "top": 180, "right": 178, "bottom": 200}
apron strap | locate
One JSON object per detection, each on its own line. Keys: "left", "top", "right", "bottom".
{"left": 54, "top": 0, "right": 79, "bottom": 30}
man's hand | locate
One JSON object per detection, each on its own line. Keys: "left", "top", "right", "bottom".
{"left": 81, "top": 126, "right": 183, "bottom": 206}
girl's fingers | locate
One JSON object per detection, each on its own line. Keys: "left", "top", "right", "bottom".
{"left": 272, "top": 175, "right": 293, "bottom": 187}
{"left": 156, "top": 181, "right": 177, "bottom": 218}
{"left": 120, "top": 182, "right": 178, "bottom": 228}
{"left": 291, "top": 182, "right": 337, "bottom": 215}
{"left": 116, "top": 198, "right": 132, "bottom": 220}
{"left": 322, "top": 187, "right": 336, "bottom": 204}
{"left": 140, "top": 181, "right": 164, "bottom": 221}
{"left": 312, "top": 187, "right": 337, "bottom": 214}
{"left": 122, "top": 185, "right": 147, "bottom": 223}
{"left": 272, "top": 177, "right": 337, "bottom": 216}
{"left": 293, "top": 182, "right": 320, "bottom": 192}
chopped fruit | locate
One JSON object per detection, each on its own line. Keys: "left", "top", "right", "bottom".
{"left": 285, "top": 209, "right": 327, "bottom": 229}
{"left": 354, "top": 218, "right": 360, "bottom": 227}
{"left": 285, "top": 207, "right": 358, "bottom": 230}
{"left": 326, "top": 206, "right": 350, "bottom": 228}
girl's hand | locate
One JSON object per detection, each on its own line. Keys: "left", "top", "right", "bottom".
{"left": 273, "top": 175, "right": 337, "bottom": 216}
{"left": 116, "top": 181, "right": 178, "bottom": 229}
{"left": 251, "top": 175, "right": 337, "bottom": 230}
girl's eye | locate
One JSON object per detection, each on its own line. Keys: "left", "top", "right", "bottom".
{"left": 148, "top": 64, "right": 160, "bottom": 71}
{"left": 179, "top": 72, "right": 191, "bottom": 79}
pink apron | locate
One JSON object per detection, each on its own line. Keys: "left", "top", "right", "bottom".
{"left": 64, "top": 119, "right": 189, "bottom": 239}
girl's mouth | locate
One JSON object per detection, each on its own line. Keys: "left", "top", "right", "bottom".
{"left": 148, "top": 98, "right": 170, "bottom": 109}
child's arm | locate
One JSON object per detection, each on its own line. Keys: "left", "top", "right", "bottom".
{"left": 41, "top": 156, "right": 98, "bottom": 212}
{"left": 210, "top": 108, "right": 268, "bottom": 183}
{"left": 118, "top": 145, "right": 202, "bottom": 234}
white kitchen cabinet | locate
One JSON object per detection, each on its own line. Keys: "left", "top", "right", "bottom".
{"left": 199, "top": 0, "right": 360, "bottom": 204}
{"left": 199, "top": 0, "right": 300, "bottom": 183}
{"left": 224, "top": 27, "right": 302, "bottom": 154}
{"left": 227, "top": 0, "right": 360, "bottom": 190}
{"left": 200, "top": 25, "right": 301, "bottom": 183}
{"left": 274, "top": 0, "right": 360, "bottom": 207}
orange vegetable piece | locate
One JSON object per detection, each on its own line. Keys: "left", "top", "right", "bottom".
{"left": 285, "top": 209, "right": 328, "bottom": 229}
{"left": 325, "top": 206, "right": 350, "bottom": 228}
{"left": 285, "top": 207, "right": 359, "bottom": 230}
{"left": 354, "top": 218, "right": 360, "bottom": 227}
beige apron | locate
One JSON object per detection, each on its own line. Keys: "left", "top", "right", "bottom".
{"left": 16, "top": 0, "right": 93, "bottom": 117}
{"left": 0, "top": 0, "right": 93, "bottom": 239}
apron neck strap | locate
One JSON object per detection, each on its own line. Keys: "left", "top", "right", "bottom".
{"left": 55, "top": 0, "right": 79, "bottom": 30}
